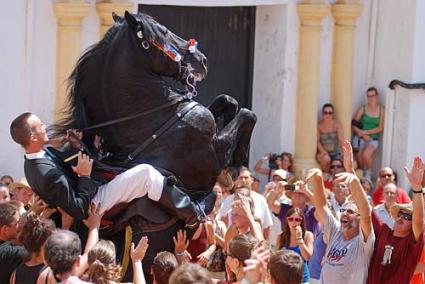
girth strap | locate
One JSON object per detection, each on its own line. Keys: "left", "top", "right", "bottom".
{"left": 125, "top": 101, "right": 199, "bottom": 163}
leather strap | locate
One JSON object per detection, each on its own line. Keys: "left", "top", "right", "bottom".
{"left": 125, "top": 101, "right": 199, "bottom": 163}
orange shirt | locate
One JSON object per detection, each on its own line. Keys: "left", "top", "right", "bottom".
{"left": 411, "top": 248, "right": 425, "bottom": 284}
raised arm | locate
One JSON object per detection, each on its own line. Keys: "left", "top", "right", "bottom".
{"left": 404, "top": 156, "right": 425, "bottom": 241}
{"left": 266, "top": 182, "right": 284, "bottom": 215}
{"left": 342, "top": 140, "right": 355, "bottom": 174}
{"left": 306, "top": 169, "right": 328, "bottom": 225}
{"left": 335, "top": 172, "right": 372, "bottom": 240}
{"left": 254, "top": 155, "right": 271, "bottom": 176}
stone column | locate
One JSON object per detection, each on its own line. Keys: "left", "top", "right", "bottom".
{"left": 53, "top": 1, "right": 90, "bottom": 120}
{"left": 96, "top": 1, "right": 134, "bottom": 38}
{"left": 331, "top": 3, "right": 362, "bottom": 139}
{"left": 294, "top": 4, "right": 330, "bottom": 176}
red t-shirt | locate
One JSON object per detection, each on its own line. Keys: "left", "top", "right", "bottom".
{"left": 368, "top": 212, "right": 424, "bottom": 284}
{"left": 372, "top": 187, "right": 411, "bottom": 205}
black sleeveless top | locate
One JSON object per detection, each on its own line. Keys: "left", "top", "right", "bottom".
{"left": 14, "top": 263, "right": 46, "bottom": 284}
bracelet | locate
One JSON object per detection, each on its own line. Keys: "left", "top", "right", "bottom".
{"left": 412, "top": 188, "right": 423, "bottom": 194}
{"left": 175, "top": 251, "right": 185, "bottom": 257}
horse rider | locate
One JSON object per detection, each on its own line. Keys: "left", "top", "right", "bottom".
{"left": 10, "top": 112, "right": 216, "bottom": 231}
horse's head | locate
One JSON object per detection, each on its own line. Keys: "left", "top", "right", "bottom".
{"left": 116, "top": 12, "right": 208, "bottom": 86}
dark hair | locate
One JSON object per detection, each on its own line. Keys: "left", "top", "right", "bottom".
{"left": 0, "top": 202, "right": 19, "bottom": 227}
{"left": 228, "top": 234, "right": 256, "bottom": 265}
{"left": 277, "top": 207, "right": 306, "bottom": 249}
{"left": 322, "top": 103, "right": 334, "bottom": 112}
{"left": 0, "top": 175, "right": 14, "bottom": 183}
{"left": 44, "top": 230, "right": 81, "bottom": 275}
{"left": 10, "top": 112, "right": 34, "bottom": 148}
{"left": 169, "top": 263, "right": 213, "bottom": 284}
{"left": 366, "top": 87, "right": 378, "bottom": 95}
{"left": 18, "top": 213, "right": 56, "bottom": 254}
{"left": 83, "top": 240, "right": 122, "bottom": 284}
{"left": 280, "top": 152, "right": 294, "bottom": 173}
{"left": 269, "top": 249, "right": 304, "bottom": 284}
{"left": 151, "top": 251, "right": 178, "bottom": 284}
{"left": 330, "top": 158, "right": 344, "bottom": 167}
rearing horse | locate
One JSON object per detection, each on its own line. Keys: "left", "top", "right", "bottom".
{"left": 53, "top": 11, "right": 256, "bottom": 282}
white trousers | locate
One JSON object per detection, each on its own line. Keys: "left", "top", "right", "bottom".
{"left": 92, "top": 164, "right": 165, "bottom": 215}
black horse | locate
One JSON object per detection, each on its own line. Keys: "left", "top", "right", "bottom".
{"left": 53, "top": 11, "right": 256, "bottom": 282}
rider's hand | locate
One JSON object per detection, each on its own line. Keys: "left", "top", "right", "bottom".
{"left": 72, "top": 152, "right": 93, "bottom": 177}
{"left": 66, "top": 129, "right": 83, "bottom": 149}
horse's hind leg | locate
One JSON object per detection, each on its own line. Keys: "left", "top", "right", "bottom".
{"left": 208, "top": 94, "right": 239, "bottom": 129}
{"left": 214, "top": 108, "right": 257, "bottom": 167}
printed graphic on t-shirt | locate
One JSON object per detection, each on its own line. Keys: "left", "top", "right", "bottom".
{"left": 325, "top": 240, "right": 353, "bottom": 266}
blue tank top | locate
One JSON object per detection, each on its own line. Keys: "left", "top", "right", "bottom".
{"left": 287, "top": 245, "right": 310, "bottom": 283}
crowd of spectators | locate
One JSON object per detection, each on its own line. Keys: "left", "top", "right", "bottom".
{"left": 1, "top": 86, "right": 424, "bottom": 284}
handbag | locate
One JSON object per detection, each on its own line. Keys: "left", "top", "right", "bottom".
{"left": 351, "top": 119, "right": 363, "bottom": 129}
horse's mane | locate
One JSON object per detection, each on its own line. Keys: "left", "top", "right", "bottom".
{"left": 49, "top": 13, "right": 169, "bottom": 138}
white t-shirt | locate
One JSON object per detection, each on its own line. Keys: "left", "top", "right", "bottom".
{"left": 374, "top": 203, "right": 395, "bottom": 229}
{"left": 320, "top": 211, "right": 375, "bottom": 284}
{"left": 220, "top": 191, "right": 273, "bottom": 229}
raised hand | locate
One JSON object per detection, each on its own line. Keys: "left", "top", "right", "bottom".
{"left": 31, "top": 195, "right": 48, "bottom": 215}
{"left": 173, "top": 229, "right": 189, "bottom": 254}
{"left": 66, "top": 129, "right": 83, "bottom": 149}
{"left": 335, "top": 172, "right": 359, "bottom": 185}
{"left": 243, "top": 244, "right": 270, "bottom": 284}
{"left": 404, "top": 156, "right": 425, "bottom": 190}
{"left": 342, "top": 140, "right": 355, "bottom": 173}
{"left": 305, "top": 168, "right": 323, "bottom": 181}
{"left": 83, "top": 203, "right": 103, "bottom": 229}
{"left": 72, "top": 152, "right": 93, "bottom": 177}
{"left": 131, "top": 236, "right": 149, "bottom": 262}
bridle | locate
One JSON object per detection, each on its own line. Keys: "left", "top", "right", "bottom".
{"left": 136, "top": 28, "right": 200, "bottom": 98}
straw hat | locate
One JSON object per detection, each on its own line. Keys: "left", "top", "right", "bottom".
{"left": 390, "top": 202, "right": 413, "bottom": 219}
{"left": 8, "top": 178, "right": 31, "bottom": 193}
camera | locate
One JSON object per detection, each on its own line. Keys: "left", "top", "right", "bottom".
{"left": 284, "top": 184, "right": 296, "bottom": 191}
{"left": 268, "top": 153, "right": 280, "bottom": 170}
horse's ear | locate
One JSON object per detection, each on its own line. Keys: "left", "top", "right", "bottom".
{"left": 112, "top": 12, "right": 123, "bottom": 23}
{"left": 124, "top": 11, "right": 139, "bottom": 30}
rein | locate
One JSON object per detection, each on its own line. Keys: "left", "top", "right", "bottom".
{"left": 80, "top": 92, "right": 190, "bottom": 132}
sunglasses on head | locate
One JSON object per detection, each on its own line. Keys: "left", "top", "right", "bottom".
{"left": 380, "top": 173, "right": 392, "bottom": 178}
{"left": 287, "top": 217, "right": 303, "bottom": 222}
{"left": 397, "top": 211, "right": 412, "bottom": 221}
{"left": 340, "top": 208, "right": 359, "bottom": 215}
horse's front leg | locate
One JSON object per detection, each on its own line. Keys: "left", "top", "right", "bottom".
{"left": 208, "top": 94, "right": 239, "bottom": 130}
{"left": 214, "top": 108, "right": 257, "bottom": 167}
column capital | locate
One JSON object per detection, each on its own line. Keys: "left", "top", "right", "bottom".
{"left": 53, "top": 2, "right": 91, "bottom": 27}
{"left": 297, "top": 4, "right": 330, "bottom": 27}
{"left": 332, "top": 4, "right": 363, "bottom": 26}
{"left": 96, "top": 2, "right": 135, "bottom": 27}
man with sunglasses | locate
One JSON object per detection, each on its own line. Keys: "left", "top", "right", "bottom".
{"left": 367, "top": 157, "right": 425, "bottom": 284}
{"left": 324, "top": 158, "right": 345, "bottom": 191}
{"left": 372, "top": 166, "right": 411, "bottom": 205}
{"left": 307, "top": 165, "right": 374, "bottom": 284}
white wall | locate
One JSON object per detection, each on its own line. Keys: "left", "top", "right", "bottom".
{"left": 250, "top": 4, "right": 292, "bottom": 170}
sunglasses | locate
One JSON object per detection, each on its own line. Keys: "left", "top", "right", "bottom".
{"left": 323, "top": 111, "right": 333, "bottom": 115}
{"left": 397, "top": 211, "right": 412, "bottom": 221}
{"left": 287, "top": 217, "right": 303, "bottom": 222}
{"left": 330, "top": 165, "right": 343, "bottom": 169}
{"left": 340, "top": 208, "right": 359, "bottom": 215}
{"left": 380, "top": 174, "right": 393, "bottom": 178}
{"left": 367, "top": 94, "right": 377, "bottom": 98}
